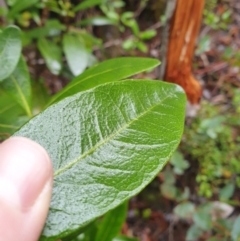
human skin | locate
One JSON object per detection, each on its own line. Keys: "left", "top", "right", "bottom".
{"left": 0, "top": 137, "right": 53, "bottom": 241}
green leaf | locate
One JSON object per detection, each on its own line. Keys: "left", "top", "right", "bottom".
{"left": 193, "top": 209, "right": 212, "bottom": 231}
{"left": 26, "top": 20, "right": 66, "bottom": 39}
{"left": 217, "top": 219, "right": 233, "bottom": 232}
{"left": 121, "top": 12, "right": 139, "bottom": 35}
{"left": 37, "top": 38, "right": 62, "bottom": 75}
{"left": 195, "top": 35, "right": 211, "bottom": 56}
{"left": 63, "top": 34, "right": 89, "bottom": 76}
{"left": 73, "top": 0, "right": 105, "bottom": 12}
{"left": 139, "top": 30, "right": 157, "bottom": 40}
{"left": 113, "top": 236, "right": 138, "bottom": 241}
{"left": 95, "top": 202, "right": 128, "bottom": 241}
{"left": 48, "top": 57, "right": 160, "bottom": 105}
{"left": 163, "top": 166, "right": 175, "bottom": 184}
{"left": 8, "top": 0, "right": 38, "bottom": 18}
{"left": 87, "top": 53, "right": 98, "bottom": 68}
{"left": 219, "top": 183, "right": 235, "bottom": 200}
{"left": 174, "top": 202, "right": 195, "bottom": 220}
{"left": 76, "top": 31, "right": 102, "bottom": 49}
{"left": 61, "top": 220, "right": 98, "bottom": 241}
{"left": 122, "top": 39, "right": 136, "bottom": 50}
{"left": 170, "top": 151, "right": 189, "bottom": 175}
{"left": 136, "top": 42, "right": 148, "bottom": 53}
{"left": 14, "top": 80, "right": 186, "bottom": 240}
{"left": 231, "top": 215, "right": 240, "bottom": 241}
{"left": 79, "top": 17, "right": 117, "bottom": 26}
{"left": 0, "top": 56, "right": 32, "bottom": 117}
{"left": 0, "top": 89, "right": 29, "bottom": 138}
{"left": 160, "top": 183, "right": 177, "bottom": 200}
{"left": 32, "top": 79, "right": 51, "bottom": 115}
{"left": 0, "top": 26, "right": 21, "bottom": 81}
{"left": 6, "top": 0, "right": 16, "bottom": 6}
{"left": 186, "top": 224, "right": 203, "bottom": 241}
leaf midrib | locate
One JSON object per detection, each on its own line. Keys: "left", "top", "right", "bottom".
{"left": 54, "top": 94, "right": 170, "bottom": 177}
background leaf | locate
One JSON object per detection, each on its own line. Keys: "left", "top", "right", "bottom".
{"left": 95, "top": 201, "right": 128, "bottom": 241}
{"left": 15, "top": 80, "right": 186, "bottom": 241}
{"left": 174, "top": 202, "right": 195, "bottom": 220}
{"left": 79, "top": 17, "right": 117, "bottom": 26}
{"left": 37, "top": 38, "right": 62, "bottom": 75}
{"left": 48, "top": 57, "right": 160, "bottom": 105}
{"left": 25, "top": 20, "right": 66, "bottom": 39}
{"left": 0, "top": 55, "right": 32, "bottom": 117}
{"left": 31, "top": 79, "right": 50, "bottom": 115}
{"left": 170, "top": 151, "right": 189, "bottom": 175}
{"left": 139, "top": 30, "right": 157, "bottom": 40}
{"left": 0, "top": 26, "right": 21, "bottom": 81}
{"left": 8, "top": 0, "right": 38, "bottom": 18}
{"left": 113, "top": 236, "right": 139, "bottom": 241}
{"left": 193, "top": 205, "right": 213, "bottom": 231}
{"left": 0, "top": 89, "right": 29, "bottom": 138}
{"left": 186, "top": 224, "right": 203, "bottom": 241}
{"left": 63, "top": 34, "right": 89, "bottom": 76}
{"left": 231, "top": 215, "right": 240, "bottom": 241}
{"left": 61, "top": 221, "right": 98, "bottom": 241}
{"left": 73, "top": 0, "right": 105, "bottom": 12}
{"left": 219, "top": 183, "right": 235, "bottom": 200}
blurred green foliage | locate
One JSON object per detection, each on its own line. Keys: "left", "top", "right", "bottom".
{"left": 182, "top": 95, "right": 240, "bottom": 199}
{"left": 0, "top": 0, "right": 156, "bottom": 78}
{"left": 162, "top": 89, "right": 240, "bottom": 240}
{"left": 222, "top": 47, "right": 240, "bottom": 68}
{"left": 203, "top": 0, "right": 232, "bottom": 30}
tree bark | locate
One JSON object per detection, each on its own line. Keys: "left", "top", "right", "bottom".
{"left": 161, "top": 0, "right": 205, "bottom": 104}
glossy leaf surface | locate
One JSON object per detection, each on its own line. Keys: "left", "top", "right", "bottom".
{"left": 0, "top": 26, "right": 21, "bottom": 81}
{"left": 37, "top": 38, "right": 62, "bottom": 75}
{"left": 15, "top": 80, "right": 186, "bottom": 241}
{"left": 0, "top": 56, "right": 32, "bottom": 117}
{"left": 48, "top": 57, "right": 160, "bottom": 105}
{"left": 63, "top": 34, "right": 89, "bottom": 76}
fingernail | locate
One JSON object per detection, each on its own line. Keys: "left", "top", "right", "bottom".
{"left": 0, "top": 137, "right": 52, "bottom": 209}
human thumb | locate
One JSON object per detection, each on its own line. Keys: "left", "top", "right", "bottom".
{"left": 0, "top": 137, "right": 53, "bottom": 241}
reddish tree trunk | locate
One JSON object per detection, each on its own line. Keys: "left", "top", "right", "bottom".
{"left": 164, "top": 0, "right": 205, "bottom": 104}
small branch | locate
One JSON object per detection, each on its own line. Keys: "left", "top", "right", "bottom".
{"left": 158, "top": 0, "right": 177, "bottom": 79}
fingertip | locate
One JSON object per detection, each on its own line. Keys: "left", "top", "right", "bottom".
{"left": 0, "top": 136, "right": 53, "bottom": 208}
{"left": 0, "top": 137, "right": 53, "bottom": 241}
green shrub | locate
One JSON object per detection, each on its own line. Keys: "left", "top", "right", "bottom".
{"left": 0, "top": 25, "right": 186, "bottom": 241}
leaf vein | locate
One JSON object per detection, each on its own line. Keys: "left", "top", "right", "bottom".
{"left": 54, "top": 95, "right": 171, "bottom": 177}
